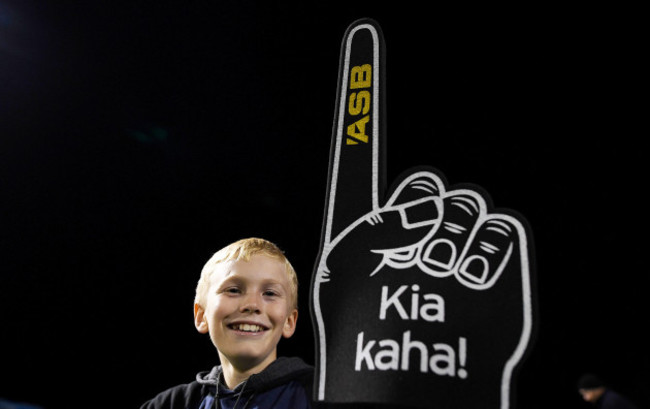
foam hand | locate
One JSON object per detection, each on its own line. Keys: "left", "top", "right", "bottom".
{"left": 310, "top": 19, "right": 536, "bottom": 409}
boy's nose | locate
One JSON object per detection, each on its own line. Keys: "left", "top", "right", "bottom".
{"left": 240, "top": 293, "right": 261, "bottom": 313}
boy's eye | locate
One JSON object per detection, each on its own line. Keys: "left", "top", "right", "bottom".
{"left": 263, "top": 290, "right": 278, "bottom": 297}
{"left": 224, "top": 287, "right": 241, "bottom": 294}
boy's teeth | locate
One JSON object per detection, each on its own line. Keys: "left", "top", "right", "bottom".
{"left": 234, "top": 324, "right": 262, "bottom": 332}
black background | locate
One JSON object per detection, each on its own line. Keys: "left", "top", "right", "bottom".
{"left": 1, "top": 2, "right": 646, "bottom": 409}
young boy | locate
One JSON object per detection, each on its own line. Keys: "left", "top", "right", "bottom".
{"left": 140, "top": 238, "right": 314, "bottom": 409}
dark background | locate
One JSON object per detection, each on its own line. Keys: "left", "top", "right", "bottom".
{"left": 1, "top": 2, "right": 646, "bottom": 409}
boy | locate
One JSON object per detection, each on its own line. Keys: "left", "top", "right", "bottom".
{"left": 141, "top": 238, "right": 314, "bottom": 409}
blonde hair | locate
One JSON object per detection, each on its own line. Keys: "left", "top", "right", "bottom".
{"left": 195, "top": 238, "right": 298, "bottom": 309}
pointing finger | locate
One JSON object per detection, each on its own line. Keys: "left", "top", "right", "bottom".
{"left": 322, "top": 19, "right": 386, "bottom": 244}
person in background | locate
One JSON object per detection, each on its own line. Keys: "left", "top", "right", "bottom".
{"left": 578, "top": 373, "right": 639, "bottom": 409}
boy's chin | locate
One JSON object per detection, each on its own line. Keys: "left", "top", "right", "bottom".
{"left": 220, "top": 348, "right": 278, "bottom": 372}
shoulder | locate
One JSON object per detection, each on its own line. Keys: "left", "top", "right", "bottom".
{"left": 250, "top": 356, "right": 314, "bottom": 392}
{"left": 139, "top": 381, "right": 205, "bottom": 409}
{"left": 600, "top": 389, "right": 639, "bottom": 409}
{"left": 140, "top": 366, "right": 221, "bottom": 409}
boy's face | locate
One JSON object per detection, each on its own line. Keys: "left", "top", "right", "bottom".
{"left": 194, "top": 254, "right": 298, "bottom": 372}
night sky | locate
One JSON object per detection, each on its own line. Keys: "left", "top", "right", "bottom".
{"left": 1, "top": 2, "right": 646, "bottom": 409}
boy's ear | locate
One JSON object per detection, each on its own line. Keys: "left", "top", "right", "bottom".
{"left": 194, "top": 303, "right": 209, "bottom": 334}
{"left": 282, "top": 309, "right": 298, "bottom": 338}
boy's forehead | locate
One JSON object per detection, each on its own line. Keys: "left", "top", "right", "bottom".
{"left": 210, "top": 254, "right": 288, "bottom": 284}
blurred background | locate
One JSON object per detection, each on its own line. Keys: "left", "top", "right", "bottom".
{"left": 1, "top": 2, "right": 645, "bottom": 408}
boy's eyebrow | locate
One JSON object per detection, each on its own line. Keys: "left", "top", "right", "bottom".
{"left": 217, "top": 272, "right": 288, "bottom": 289}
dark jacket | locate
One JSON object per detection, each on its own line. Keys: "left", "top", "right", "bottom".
{"left": 596, "top": 389, "right": 640, "bottom": 409}
{"left": 140, "top": 357, "right": 313, "bottom": 409}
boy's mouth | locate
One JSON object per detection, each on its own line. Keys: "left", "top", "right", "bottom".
{"left": 228, "top": 323, "right": 268, "bottom": 333}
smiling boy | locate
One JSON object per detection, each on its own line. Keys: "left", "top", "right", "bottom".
{"left": 141, "top": 238, "right": 314, "bottom": 409}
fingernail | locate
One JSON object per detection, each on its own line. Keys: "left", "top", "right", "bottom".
{"left": 422, "top": 239, "right": 456, "bottom": 271}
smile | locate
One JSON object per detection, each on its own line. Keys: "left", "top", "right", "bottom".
{"left": 229, "top": 323, "right": 267, "bottom": 333}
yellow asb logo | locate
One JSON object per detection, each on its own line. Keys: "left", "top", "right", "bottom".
{"left": 346, "top": 64, "right": 372, "bottom": 145}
